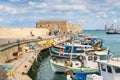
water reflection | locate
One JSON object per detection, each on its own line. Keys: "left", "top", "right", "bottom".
{"left": 36, "top": 50, "right": 66, "bottom": 80}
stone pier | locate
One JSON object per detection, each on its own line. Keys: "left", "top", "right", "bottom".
{"left": 0, "top": 35, "right": 71, "bottom": 80}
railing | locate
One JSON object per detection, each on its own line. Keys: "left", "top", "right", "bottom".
{"left": 112, "top": 57, "right": 120, "bottom": 62}
{"left": 0, "top": 34, "right": 72, "bottom": 52}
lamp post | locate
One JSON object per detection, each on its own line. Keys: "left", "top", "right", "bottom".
{"left": 17, "top": 39, "right": 20, "bottom": 52}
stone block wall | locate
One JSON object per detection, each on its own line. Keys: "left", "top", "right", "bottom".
{"left": 0, "top": 28, "right": 49, "bottom": 39}
{"left": 36, "top": 20, "right": 82, "bottom": 33}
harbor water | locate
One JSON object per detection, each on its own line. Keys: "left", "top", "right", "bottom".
{"left": 83, "top": 30, "right": 120, "bottom": 57}
{"left": 31, "top": 30, "right": 120, "bottom": 80}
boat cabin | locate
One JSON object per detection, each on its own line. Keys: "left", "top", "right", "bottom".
{"left": 52, "top": 44, "right": 93, "bottom": 53}
{"left": 97, "top": 59, "right": 120, "bottom": 80}
{"left": 64, "top": 44, "right": 93, "bottom": 53}
{"left": 81, "top": 37, "right": 103, "bottom": 48}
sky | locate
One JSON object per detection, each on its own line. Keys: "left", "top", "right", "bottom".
{"left": 0, "top": 0, "right": 120, "bottom": 30}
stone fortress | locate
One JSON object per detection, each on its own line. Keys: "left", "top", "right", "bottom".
{"left": 36, "top": 20, "right": 82, "bottom": 33}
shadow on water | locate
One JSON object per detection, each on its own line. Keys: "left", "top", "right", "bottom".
{"left": 28, "top": 49, "right": 66, "bottom": 80}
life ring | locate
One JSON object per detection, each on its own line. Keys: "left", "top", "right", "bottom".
{"left": 77, "top": 55, "right": 85, "bottom": 61}
{"left": 88, "top": 56, "right": 92, "bottom": 61}
{"left": 94, "top": 55, "right": 97, "bottom": 61}
{"left": 64, "top": 69, "right": 74, "bottom": 79}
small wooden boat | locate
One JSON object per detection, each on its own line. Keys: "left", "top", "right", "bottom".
{"left": 50, "top": 43, "right": 109, "bottom": 59}
{"left": 50, "top": 44, "right": 92, "bottom": 58}
{"left": 50, "top": 56, "right": 98, "bottom": 73}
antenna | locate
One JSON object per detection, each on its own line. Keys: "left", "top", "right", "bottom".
{"left": 107, "top": 50, "right": 113, "bottom": 62}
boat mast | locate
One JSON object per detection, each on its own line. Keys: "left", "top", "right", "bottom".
{"left": 70, "top": 34, "right": 74, "bottom": 62}
{"left": 70, "top": 44, "right": 73, "bottom": 62}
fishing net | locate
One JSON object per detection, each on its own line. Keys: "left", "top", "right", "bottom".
{"left": 0, "top": 65, "right": 8, "bottom": 80}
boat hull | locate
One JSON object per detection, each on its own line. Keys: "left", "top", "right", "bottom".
{"left": 106, "top": 32, "right": 120, "bottom": 34}
{"left": 50, "top": 59, "right": 98, "bottom": 73}
{"left": 50, "top": 47, "right": 108, "bottom": 59}
{"left": 50, "top": 50, "right": 79, "bottom": 59}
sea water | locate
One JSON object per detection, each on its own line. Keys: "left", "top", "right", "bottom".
{"left": 83, "top": 30, "right": 120, "bottom": 57}
{"left": 35, "top": 30, "right": 120, "bottom": 80}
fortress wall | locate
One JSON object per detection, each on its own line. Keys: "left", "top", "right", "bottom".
{"left": 0, "top": 28, "right": 49, "bottom": 39}
{"left": 36, "top": 20, "right": 82, "bottom": 33}
{"left": 69, "top": 24, "right": 82, "bottom": 33}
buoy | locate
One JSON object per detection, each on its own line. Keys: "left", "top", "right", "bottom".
{"left": 64, "top": 69, "right": 74, "bottom": 80}
{"left": 8, "top": 70, "right": 13, "bottom": 76}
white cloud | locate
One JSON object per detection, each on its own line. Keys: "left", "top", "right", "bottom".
{"left": 36, "top": 3, "right": 47, "bottom": 8}
{"left": 9, "top": 0, "right": 21, "bottom": 2}
{"left": 45, "top": 0, "right": 63, "bottom": 4}
{"left": 106, "top": 0, "right": 120, "bottom": 8}
{"left": 28, "top": 1, "right": 47, "bottom": 8}
{"left": 114, "top": 19, "right": 117, "bottom": 23}
{"left": 66, "top": 12, "right": 73, "bottom": 16}
{"left": 28, "top": 1, "right": 36, "bottom": 6}
{"left": 0, "top": 18, "right": 3, "bottom": 22}
{"left": 111, "top": 11, "right": 116, "bottom": 14}
{"left": 0, "top": 0, "right": 119, "bottom": 29}
{"left": 96, "top": 15, "right": 100, "bottom": 18}
{"left": 0, "top": 5, "right": 28, "bottom": 14}
{"left": 68, "top": 0, "right": 84, "bottom": 3}
{"left": 103, "top": 14, "right": 108, "bottom": 18}
{"left": 53, "top": 4, "right": 86, "bottom": 11}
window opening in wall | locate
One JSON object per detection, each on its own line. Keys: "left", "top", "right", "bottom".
{"left": 107, "top": 65, "right": 112, "bottom": 73}
{"left": 101, "top": 64, "right": 106, "bottom": 71}
{"left": 115, "top": 67, "right": 120, "bottom": 73}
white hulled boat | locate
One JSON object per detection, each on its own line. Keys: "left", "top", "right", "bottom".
{"left": 86, "top": 53, "right": 120, "bottom": 80}
{"left": 105, "top": 24, "right": 120, "bottom": 34}
{"left": 50, "top": 45, "right": 109, "bottom": 73}
{"left": 50, "top": 43, "right": 109, "bottom": 59}
{"left": 50, "top": 56, "right": 98, "bottom": 73}
{"left": 96, "top": 58, "right": 120, "bottom": 80}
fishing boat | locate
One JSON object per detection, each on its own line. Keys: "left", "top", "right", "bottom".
{"left": 73, "top": 53, "right": 120, "bottom": 80}
{"left": 50, "top": 43, "right": 109, "bottom": 59}
{"left": 93, "top": 57, "right": 120, "bottom": 80}
{"left": 50, "top": 56, "right": 98, "bottom": 73}
{"left": 72, "top": 33, "right": 103, "bottom": 47}
{"left": 50, "top": 45, "right": 109, "bottom": 74}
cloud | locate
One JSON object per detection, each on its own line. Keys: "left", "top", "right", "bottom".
{"left": 28, "top": 1, "right": 47, "bottom": 8}
{"left": 9, "top": 0, "right": 21, "bottom": 2}
{"left": 0, "top": 0, "right": 119, "bottom": 29}
{"left": 0, "top": 18, "right": 3, "bottom": 22}
{"left": 28, "top": 1, "right": 36, "bottom": 6}
{"left": 114, "top": 19, "right": 117, "bottom": 23}
{"left": 53, "top": 4, "right": 86, "bottom": 11}
{"left": 103, "top": 14, "right": 108, "bottom": 18}
{"left": 0, "top": 4, "right": 28, "bottom": 14}
{"left": 96, "top": 15, "right": 100, "bottom": 18}
{"left": 111, "top": 11, "right": 116, "bottom": 14}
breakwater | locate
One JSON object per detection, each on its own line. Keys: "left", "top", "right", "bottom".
{"left": 0, "top": 35, "right": 71, "bottom": 80}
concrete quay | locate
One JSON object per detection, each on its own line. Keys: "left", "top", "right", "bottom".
{"left": 0, "top": 35, "right": 70, "bottom": 80}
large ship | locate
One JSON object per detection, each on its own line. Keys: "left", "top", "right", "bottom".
{"left": 105, "top": 24, "right": 120, "bottom": 34}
